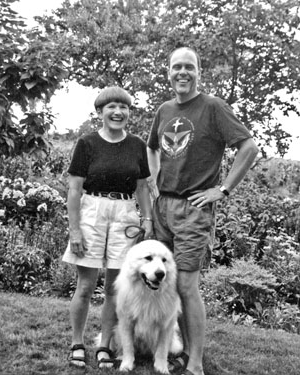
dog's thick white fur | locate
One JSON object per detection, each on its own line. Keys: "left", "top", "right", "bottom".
{"left": 96, "top": 239, "right": 182, "bottom": 373}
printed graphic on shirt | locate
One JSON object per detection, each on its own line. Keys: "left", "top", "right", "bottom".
{"left": 161, "top": 117, "right": 194, "bottom": 159}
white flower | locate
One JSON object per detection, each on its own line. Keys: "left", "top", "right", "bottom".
{"left": 17, "top": 198, "right": 26, "bottom": 207}
{"left": 2, "top": 187, "right": 12, "bottom": 199}
{"left": 25, "top": 182, "right": 33, "bottom": 189}
{"left": 55, "top": 196, "right": 65, "bottom": 204}
{"left": 13, "top": 190, "right": 24, "bottom": 199}
{"left": 37, "top": 203, "right": 48, "bottom": 212}
{"left": 3, "top": 178, "right": 12, "bottom": 185}
{"left": 283, "top": 197, "right": 291, "bottom": 202}
{"left": 26, "top": 188, "right": 38, "bottom": 197}
{"left": 41, "top": 191, "right": 51, "bottom": 199}
{"left": 0, "top": 209, "right": 5, "bottom": 217}
{"left": 15, "top": 177, "right": 25, "bottom": 184}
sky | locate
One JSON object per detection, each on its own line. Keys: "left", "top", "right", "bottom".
{"left": 10, "top": 0, "right": 300, "bottom": 161}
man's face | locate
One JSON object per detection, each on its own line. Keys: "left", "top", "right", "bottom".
{"left": 168, "top": 49, "right": 199, "bottom": 103}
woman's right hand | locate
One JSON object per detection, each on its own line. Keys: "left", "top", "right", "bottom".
{"left": 69, "top": 228, "right": 86, "bottom": 258}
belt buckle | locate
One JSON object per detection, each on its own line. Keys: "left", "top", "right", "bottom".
{"left": 108, "top": 192, "right": 118, "bottom": 200}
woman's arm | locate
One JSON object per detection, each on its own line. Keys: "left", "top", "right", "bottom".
{"left": 135, "top": 178, "right": 154, "bottom": 239}
{"left": 67, "top": 174, "right": 85, "bottom": 257}
{"left": 147, "top": 147, "right": 160, "bottom": 199}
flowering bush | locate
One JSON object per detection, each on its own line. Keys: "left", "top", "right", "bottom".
{"left": 201, "top": 258, "right": 300, "bottom": 333}
{"left": 0, "top": 176, "right": 66, "bottom": 225}
{"left": 0, "top": 218, "right": 69, "bottom": 295}
{"left": 0, "top": 242, "right": 49, "bottom": 294}
{"left": 214, "top": 176, "right": 300, "bottom": 266}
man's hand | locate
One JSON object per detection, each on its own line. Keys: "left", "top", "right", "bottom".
{"left": 69, "top": 229, "right": 86, "bottom": 258}
{"left": 187, "top": 187, "right": 226, "bottom": 208}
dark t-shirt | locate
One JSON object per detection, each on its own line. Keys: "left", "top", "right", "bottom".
{"left": 147, "top": 93, "right": 252, "bottom": 196}
{"left": 68, "top": 132, "right": 150, "bottom": 194}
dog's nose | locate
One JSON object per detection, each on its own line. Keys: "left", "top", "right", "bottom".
{"left": 155, "top": 270, "right": 165, "bottom": 281}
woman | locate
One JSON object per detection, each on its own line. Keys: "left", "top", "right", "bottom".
{"left": 62, "top": 86, "right": 153, "bottom": 368}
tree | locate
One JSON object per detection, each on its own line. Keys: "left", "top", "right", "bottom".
{"left": 11, "top": 0, "right": 300, "bottom": 157}
{"left": 0, "top": 0, "right": 68, "bottom": 157}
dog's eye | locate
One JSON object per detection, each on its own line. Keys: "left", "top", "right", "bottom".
{"left": 145, "top": 255, "right": 153, "bottom": 261}
{"left": 162, "top": 257, "right": 167, "bottom": 263}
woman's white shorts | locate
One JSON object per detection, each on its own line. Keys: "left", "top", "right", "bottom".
{"left": 62, "top": 193, "right": 140, "bottom": 269}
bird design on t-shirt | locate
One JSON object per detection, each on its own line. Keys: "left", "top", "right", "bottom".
{"left": 161, "top": 117, "right": 193, "bottom": 158}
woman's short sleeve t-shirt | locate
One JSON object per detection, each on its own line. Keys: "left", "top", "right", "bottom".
{"left": 68, "top": 132, "right": 150, "bottom": 194}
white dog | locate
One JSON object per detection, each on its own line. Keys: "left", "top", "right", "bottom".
{"left": 97, "top": 239, "right": 182, "bottom": 373}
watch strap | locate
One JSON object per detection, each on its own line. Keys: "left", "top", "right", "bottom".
{"left": 220, "top": 185, "right": 229, "bottom": 196}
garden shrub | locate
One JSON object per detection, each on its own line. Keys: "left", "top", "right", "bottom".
{"left": 50, "top": 260, "right": 105, "bottom": 303}
{"left": 259, "top": 230, "right": 300, "bottom": 306}
{"left": 0, "top": 219, "right": 69, "bottom": 295}
{"left": 50, "top": 261, "right": 77, "bottom": 298}
{"left": 0, "top": 155, "right": 33, "bottom": 181}
{"left": 202, "top": 259, "right": 279, "bottom": 314}
{"left": 0, "top": 176, "right": 67, "bottom": 226}
{"left": 214, "top": 175, "right": 300, "bottom": 266}
{"left": 0, "top": 240, "right": 51, "bottom": 294}
{"left": 257, "top": 302, "right": 300, "bottom": 334}
{"left": 201, "top": 258, "right": 300, "bottom": 333}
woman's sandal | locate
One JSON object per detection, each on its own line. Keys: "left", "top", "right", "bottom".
{"left": 68, "top": 343, "right": 86, "bottom": 368}
{"left": 96, "top": 346, "right": 121, "bottom": 369}
{"left": 168, "top": 352, "right": 189, "bottom": 374}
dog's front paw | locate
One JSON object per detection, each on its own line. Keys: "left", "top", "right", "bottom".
{"left": 120, "top": 359, "right": 134, "bottom": 372}
{"left": 154, "top": 361, "right": 169, "bottom": 374}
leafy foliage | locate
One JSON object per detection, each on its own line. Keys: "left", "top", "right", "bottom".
{"left": 0, "top": 242, "right": 50, "bottom": 293}
{"left": 35, "top": 0, "right": 300, "bottom": 157}
{"left": 201, "top": 258, "right": 300, "bottom": 333}
{"left": 203, "top": 258, "right": 279, "bottom": 312}
{"left": 0, "top": 0, "right": 68, "bottom": 157}
{"left": 0, "top": 177, "right": 66, "bottom": 226}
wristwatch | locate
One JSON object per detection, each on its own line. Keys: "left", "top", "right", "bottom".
{"left": 220, "top": 185, "right": 230, "bottom": 196}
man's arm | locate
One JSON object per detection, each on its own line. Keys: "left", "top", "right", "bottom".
{"left": 188, "top": 138, "right": 259, "bottom": 207}
{"left": 221, "top": 137, "right": 259, "bottom": 192}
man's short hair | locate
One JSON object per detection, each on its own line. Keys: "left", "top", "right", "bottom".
{"left": 168, "top": 47, "right": 201, "bottom": 69}
{"left": 94, "top": 86, "right": 132, "bottom": 110}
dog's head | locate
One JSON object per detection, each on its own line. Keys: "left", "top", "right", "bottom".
{"left": 124, "top": 240, "right": 177, "bottom": 291}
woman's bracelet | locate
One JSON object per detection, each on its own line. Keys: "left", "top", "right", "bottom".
{"left": 143, "top": 217, "right": 153, "bottom": 222}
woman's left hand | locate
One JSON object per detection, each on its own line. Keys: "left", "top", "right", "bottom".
{"left": 142, "top": 220, "right": 155, "bottom": 240}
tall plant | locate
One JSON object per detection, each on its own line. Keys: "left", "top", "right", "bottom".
{"left": 0, "top": 0, "right": 68, "bottom": 157}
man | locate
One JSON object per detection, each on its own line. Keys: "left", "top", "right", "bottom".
{"left": 147, "top": 47, "right": 259, "bottom": 375}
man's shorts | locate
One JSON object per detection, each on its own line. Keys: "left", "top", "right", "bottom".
{"left": 153, "top": 194, "right": 216, "bottom": 272}
{"left": 62, "top": 193, "right": 140, "bottom": 269}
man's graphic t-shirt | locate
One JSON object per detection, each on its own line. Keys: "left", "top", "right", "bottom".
{"left": 147, "top": 93, "right": 252, "bottom": 196}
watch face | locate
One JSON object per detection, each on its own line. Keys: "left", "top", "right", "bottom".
{"left": 220, "top": 186, "right": 229, "bottom": 196}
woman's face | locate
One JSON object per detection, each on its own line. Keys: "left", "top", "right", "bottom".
{"left": 99, "top": 101, "right": 129, "bottom": 131}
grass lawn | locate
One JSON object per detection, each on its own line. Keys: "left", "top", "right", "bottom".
{"left": 1, "top": 291, "right": 300, "bottom": 375}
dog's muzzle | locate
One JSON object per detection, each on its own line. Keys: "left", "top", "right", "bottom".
{"left": 141, "top": 270, "right": 165, "bottom": 290}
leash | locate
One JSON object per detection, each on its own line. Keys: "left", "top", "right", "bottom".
{"left": 125, "top": 225, "right": 146, "bottom": 243}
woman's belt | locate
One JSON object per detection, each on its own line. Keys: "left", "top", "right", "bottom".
{"left": 85, "top": 191, "right": 133, "bottom": 200}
